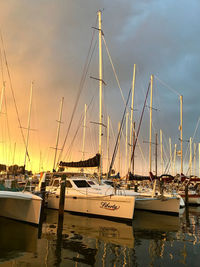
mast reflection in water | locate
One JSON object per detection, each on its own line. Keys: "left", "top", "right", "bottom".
{"left": 1, "top": 208, "right": 200, "bottom": 266}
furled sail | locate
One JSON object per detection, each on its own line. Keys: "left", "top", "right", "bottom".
{"left": 59, "top": 153, "right": 100, "bottom": 168}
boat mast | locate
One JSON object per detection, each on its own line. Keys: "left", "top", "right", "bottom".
{"left": 118, "top": 122, "right": 121, "bottom": 175}
{"left": 82, "top": 104, "right": 87, "bottom": 160}
{"left": 199, "top": 143, "right": 200, "bottom": 178}
{"left": 132, "top": 122, "right": 135, "bottom": 174}
{"left": 173, "top": 144, "right": 177, "bottom": 176}
{"left": 169, "top": 137, "right": 172, "bottom": 174}
{"left": 129, "top": 64, "right": 136, "bottom": 172}
{"left": 194, "top": 143, "right": 196, "bottom": 176}
{"left": 53, "top": 97, "right": 64, "bottom": 171}
{"left": 160, "top": 129, "right": 163, "bottom": 174}
{"left": 155, "top": 133, "right": 158, "bottom": 177}
{"left": 98, "top": 10, "right": 103, "bottom": 181}
{"left": 106, "top": 115, "right": 110, "bottom": 173}
{"left": 125, "top": 112, "right": 129, "bottom": 174}
{"left": 24, "top": 81, "right": 33, "bottom": 168}
{"left": 180, "top": 95, "right": 183, "bottom": 174}
{"left": 149, "top": 75, "right": 153, "bottom": 173}
{"left": 189, "top": 137, "right": 192, "bottom": 177}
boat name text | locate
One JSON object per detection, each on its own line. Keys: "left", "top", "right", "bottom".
{"left": 100, "top": 202, "right": 120, "bottom": 211}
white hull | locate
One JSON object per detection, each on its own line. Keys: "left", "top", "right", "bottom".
{"left": 47, "top": 193, "right": 135, "bottom": 220}
{"left": 135, "top": 196, "right": 180, "bottom": 214}
{"left": 181, "top": 195, "right": 200, "bottom": 205}
{"left": 0, "top": 191, "right": 42, "bottom": 224}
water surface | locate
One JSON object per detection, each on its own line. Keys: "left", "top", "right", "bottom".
{"left": 1, "top": 207, "right": 200, "bottom": 266}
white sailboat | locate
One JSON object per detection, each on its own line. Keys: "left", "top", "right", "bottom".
{"left": 47, "top": 175, "right": 135, "bottom": 221}
{"left": 47, "top": 11, "right": 136, "bottom": 221}
{"left": 0, "top": 190, "right": 42, "bottom": 224}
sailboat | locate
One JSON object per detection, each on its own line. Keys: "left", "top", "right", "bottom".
{"left": 0, "top": 190, "right": 42, "bottom": 224}
{"left": 46, "top": 11, "right": 135, "bottom": 221}
{"left": 0, "top": 82, "right": 42, "bottom": 224}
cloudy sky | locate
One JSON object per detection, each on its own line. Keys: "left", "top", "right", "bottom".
{"left": 0, "top": 0, "right": 199, "bottom": 175}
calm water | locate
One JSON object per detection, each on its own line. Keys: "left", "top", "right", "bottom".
{"left": 1, "top": 207, "right": 200, "bottom": 266}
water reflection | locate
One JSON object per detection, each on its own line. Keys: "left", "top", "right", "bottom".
{"left": 0, "top": 217, "right": 38, "bottom": 263}
{"left": 2, "top": 208, "right": 200, "bottom": 266}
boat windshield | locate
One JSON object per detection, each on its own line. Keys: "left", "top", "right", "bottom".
{"left": 66, "top": 180, "right": 72, "bottom": 188}
{"left": 73, "top": 180, "right": 91, "bottom": 188}
{"left": 87, "top": 181, "right": 96, "bottom": 185}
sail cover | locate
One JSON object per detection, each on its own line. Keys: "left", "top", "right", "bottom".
{"left": 59, "top": 153, "right": 100, "bottom": 168}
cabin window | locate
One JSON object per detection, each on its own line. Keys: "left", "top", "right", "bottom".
{"left": 87, "top": 181, "right": 96, "bottom": 185}
{"left": 73, "top": 180, "right": 91, "bottom": 188}
{"left": 66, "top": 180, "right": 72, "bottom": 188}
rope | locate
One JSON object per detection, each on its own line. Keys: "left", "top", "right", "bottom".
{"left": 63, "top": 94, "right": 95, "bottom": 161}
{"left": 154, "top": 75, "right": 181, "bottom": 96}
{"left": 131, "top": 81, "right": 151, "bottom": 163}
{"left": 57, "top": 19, "right": 98, "bottom": 165}
{"left": 102, "top": 36, "right": 126, "bottom": 107}
{"left": 184, "top": 116, "right": 200, "bottom": 164}
{"left": 108, "top": 86, "right": 132, "bottom": 177}
{"left": 0, "top": 30, "right": 30, "bottom": 163}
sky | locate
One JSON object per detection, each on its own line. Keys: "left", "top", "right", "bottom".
{"left": 0, "top": 0, "right": 200, "bottom": 175}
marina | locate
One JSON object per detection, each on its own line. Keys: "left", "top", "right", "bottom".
{"left": 0, "top": 1, "right": 200, "bottom": 266}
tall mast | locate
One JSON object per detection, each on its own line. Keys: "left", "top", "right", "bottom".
{"left": 199, "top": 143, "right": 200, "bottom": 178}
{"left": 180, "top": 95, "right": 183, "bottom": 174}
{"left": 189, "top": 137, "right": 192, "bottom": 177}
{"left": 106, "top": 115, "right": 110, "bottom": 173}
{"left": 125, "top": 112, "right": 129, "bottom": 174}
{"left": 82, "top": 104, "right": 87, "bottom": 160}
{"left": 169, "top": 138, "right": 172, "bottom": 174}
{"left": 194, "top": 143, "right": 196, "bottom": 176}
{"left": 24, "top": 81, "right": 33, "bottom": 167}
{"left": 173, "top": 144, "right": 177, "bottom": 176}
{"left": 132, "top": 122, "right": 135, "bottom": 174}
{"left": 160, "top": 129, "right": 163, "bottom": 174}
{"left": 118, "top": 122, "right": 121, "bottom": 175}
{"left": 98, "top": 10, "right": 103, "bottom": 180}
{"left": 149, "top": 75, "right": 153, "bottom": 173}
{"left": 155, "top": 133, "right": 158, "bottom": 177}
{"left": 53, "top": 97, "right": 64, "bottom": 171}
{"left": 129, "top": 64, "right": 136, "bottom": 172}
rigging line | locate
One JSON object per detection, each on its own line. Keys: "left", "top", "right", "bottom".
{"left": 64, "top": 114, "right": 84, "bottom": 161}
{"left": 0, "top": 30, "right": 30, "bottom": 163}
{"left": 154, "top": 75, "right": 180, "bottom": 96}
{"left": 102, "top": 36, "right": 126, "bottom": 107}
{"left": 0, "top": 47, "right": 4, "bottom": 81}
{"left": 4, "top": 84, "right": 12, "bottom": 163}
{"left": 131, "top": 81, "right": 151, "bottom": 164}
{"left": 108, "top": 86, "right": 132, "bottom": 177}
{"left": 57, "top": 23, "right": 98, "bottom": 165}
{"left": 63, "top": 94, "right": 95, "bottom": 161}
{"left": 183, "top": 116, "right": 200, "bottom": 164}
{"left": 137, "top": 138, "right": 146, "bottom": 165}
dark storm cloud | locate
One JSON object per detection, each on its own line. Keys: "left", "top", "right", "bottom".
{"left": 0, "top": 0, "right": 199, "bottom": 172}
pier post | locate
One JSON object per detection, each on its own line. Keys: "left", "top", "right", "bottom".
{"left": 185, "top": 183, "right": 189, "bottom": 207}
{"left": 41, "top": 181, "right": 46, "bottom": 209}
{"left": 58, "top": 174, "right": 66, "bottom": 216}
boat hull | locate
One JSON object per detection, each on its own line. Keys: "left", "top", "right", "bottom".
{"left": 47, "top": 193, "right": 135, "bottom": 221}
{"left": 180, "top": 194, "right": 200, "bottom": 205}
{"left": 135, "top": 196, "right": 180, "bottom": 215}
{"left": 0, "top": 191, "right": 42, "bottom": 225}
